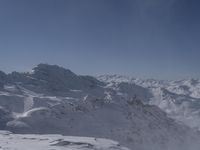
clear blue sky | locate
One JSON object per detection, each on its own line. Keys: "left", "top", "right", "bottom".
{"left": 0, "top": 0, "right": 200, "bottom": 79}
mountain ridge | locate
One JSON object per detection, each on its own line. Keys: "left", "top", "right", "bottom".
{"left": 98, "top": 74, "right": 200, "bottom": 130}
{"left": 0, "top": 64, "right": 200, "bottom": 149}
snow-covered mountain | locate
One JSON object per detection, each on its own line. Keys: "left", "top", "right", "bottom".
{"left": 98, "top": 75, "right": 200, "bottom": 130}
{"left": 0, "top": 64, "right": 200, "bottom": 150}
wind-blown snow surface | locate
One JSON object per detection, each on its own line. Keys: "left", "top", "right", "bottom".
{"left": 0, "top": 131, "right": 129, "bottom": 150}
{"left": 0, "top": 64, "right": 200, "bottom": 150}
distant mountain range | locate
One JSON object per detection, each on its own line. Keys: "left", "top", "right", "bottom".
{"left": 0, "top": 64, "right": 200, "bottom": 150}
{"left": 98, "top": 75, "right": 200, "bottom": 130}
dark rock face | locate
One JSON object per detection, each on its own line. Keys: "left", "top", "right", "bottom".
{"left": 0, "top": 71, "right": 7, "bottom": 89}
{"left": 117, "top": 82, "right": 153, "bottom": 103}
{"left": 0, "top": 107, "right": 12, "bottom": 129}
{"left": 2, "top": 64, "right": 105, "bottom": 95}
{"left": 32, "top": 64, "right": 101, "bottom": 92}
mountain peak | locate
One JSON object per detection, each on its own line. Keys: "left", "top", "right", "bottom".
{"left": 2, "top": 64, "right": 104, "bottom": 95}
{"left": 32, "top": 63, "right": 75, "bottom": 76}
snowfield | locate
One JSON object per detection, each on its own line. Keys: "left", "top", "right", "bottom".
{"left": 0, "top": 131, "right": 129, "bottom": 150}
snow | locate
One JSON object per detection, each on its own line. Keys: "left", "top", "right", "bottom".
{"left": 98, "top": 75, "right": 200, "bottom": 130}
{"left": 70, "top": 89, "right": 82, "bottom": 92}
{"left": 24, "top": 96, "right": 34, "bottom": 112}
{"left": 0, "top": 131, "right": 129, "bottom": 150}
{"left": 20, "top": 107, "right": 50, "bottom": 118}
{"left": 1, "top": 65, "right": 200, "bottom": 150}
{"left": 4, "top": 85, "right": 17, "bottom": 92}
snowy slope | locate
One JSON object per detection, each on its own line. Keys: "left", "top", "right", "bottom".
{"left": 0, "top": 131, "right": 129, "bottom": 150}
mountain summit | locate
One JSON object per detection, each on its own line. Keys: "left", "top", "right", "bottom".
{"left": 2, "top": 64, "right": 103, "bottom": 95}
